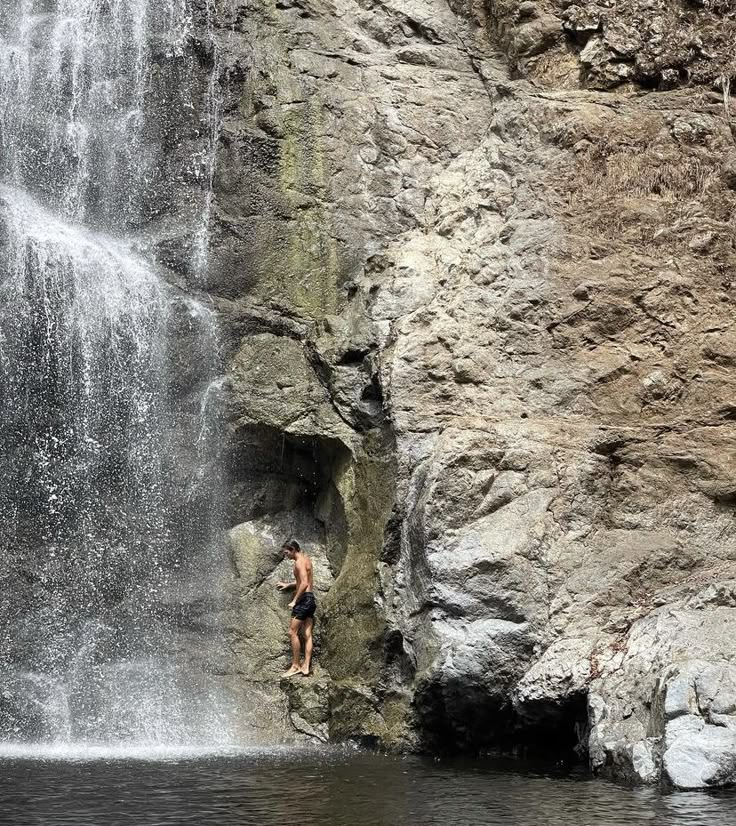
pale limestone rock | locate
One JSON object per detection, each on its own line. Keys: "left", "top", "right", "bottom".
{"left": 514, "top": 638, "right": 594, "bottom": 707}
{"left": 631, "top": 741, "right": 659, "bottom": 784}
{"left": 665, "top": 679, "right": 698, "bottom": 721}
{"left": 663, "top": 723, "right": 736, "bottom": 790}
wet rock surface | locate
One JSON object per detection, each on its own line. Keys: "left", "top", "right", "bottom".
{"left": 198, "top": 0, "right": 736, "bottom": 787}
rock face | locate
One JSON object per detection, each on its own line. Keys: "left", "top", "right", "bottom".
{"left": 659, "top": 661, "right": 736, "bottom": 790}
{"left": 198, "top": 0, "right": 736, "bottom": 788}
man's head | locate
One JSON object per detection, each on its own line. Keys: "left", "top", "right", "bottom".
{"left": 281, "top": 539, "right": 301, "bottom": 560}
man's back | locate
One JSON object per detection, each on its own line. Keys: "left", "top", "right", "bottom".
{"left": 294, "top": 554, "right": 313, "bottom": 591}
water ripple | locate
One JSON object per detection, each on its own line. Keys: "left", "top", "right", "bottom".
{"left": 1, "top": 751, "right": 734, "bottom": 826}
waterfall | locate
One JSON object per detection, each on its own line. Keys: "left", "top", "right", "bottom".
{"left": 0, "top": 2, "right": 232, "bottom": 749}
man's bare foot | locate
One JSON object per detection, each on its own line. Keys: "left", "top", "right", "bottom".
{"left": 281, "top": 665, "right": 301, "bottom": 678}
{"left": 299, "top": 666, "right": 311, "bottom": 677}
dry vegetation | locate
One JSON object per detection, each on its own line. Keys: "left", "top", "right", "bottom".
{"left": 577, "top": 141, "right": 721, "bottom": 202}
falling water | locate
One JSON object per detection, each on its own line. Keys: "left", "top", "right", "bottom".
{"left": 0, "top": 2, "right": 232, "bottom": 748}
{"left": 193, "top": 0, "right": 223, "bottom": 280}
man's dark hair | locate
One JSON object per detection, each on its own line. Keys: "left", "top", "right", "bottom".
{"left": 282, "top": 539, "right": 301, "bottom": 552}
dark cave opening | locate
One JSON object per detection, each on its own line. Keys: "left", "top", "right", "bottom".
{"left": 415, "top": 680, "right": 590, "bottom": 766}
{"left": 511, "top": 695, "right": 591, "bottom": 762}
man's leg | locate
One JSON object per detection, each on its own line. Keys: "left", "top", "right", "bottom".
{"left": 282, "top": 617, "right": 303, "bottom": 677}
{"left": 301, "top": 618, "right": 314, "bottom": 675}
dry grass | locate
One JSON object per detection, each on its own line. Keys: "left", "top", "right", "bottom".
{"left": 564, "top": 117, "right": 724, "bottom": 207}
{"left": 577, "top": 145, "right": 721, "bottom": 202}
{"left": 554, "top": 130, "right": 733, "bottom": 244}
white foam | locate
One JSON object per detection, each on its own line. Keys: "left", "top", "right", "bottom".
{"left": 0, "top": 742, "right": 297, "bottom": 762}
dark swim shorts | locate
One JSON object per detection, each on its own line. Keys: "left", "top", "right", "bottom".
{"left": 292, "top": 592, "right": 317, "bottom": 620}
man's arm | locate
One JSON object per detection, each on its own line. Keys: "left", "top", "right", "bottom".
{"left": 276, "top": 581, "right": 296, "bottom": 591}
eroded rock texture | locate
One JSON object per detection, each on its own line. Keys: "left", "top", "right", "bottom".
{"left": 202, "top": 0, "right": 736, "bottom": 788}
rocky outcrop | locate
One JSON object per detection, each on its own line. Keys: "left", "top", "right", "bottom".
{"left": 200, "top": 0, "right": 736, "bottom": 788}
{"left": 490, "top": 0, "right": 736, "bottom": 90}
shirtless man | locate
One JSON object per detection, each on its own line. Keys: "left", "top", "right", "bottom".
{"left": 276, "top": 539, "right": 316, "bottom": 677}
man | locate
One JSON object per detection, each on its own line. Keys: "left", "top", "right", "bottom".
{"left": 276, "top": 539, "right": 316, "bottom": 677}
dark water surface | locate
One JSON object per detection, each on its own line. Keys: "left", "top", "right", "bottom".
{"left": 1, "top": 748, "right": 735, "bottom": 826}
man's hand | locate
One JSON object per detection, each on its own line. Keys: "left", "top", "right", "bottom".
{"left": 276, "top": 581, "right": 291, "bottom": 591}
{"left": 288, "top": 600, "right": 296, "bottom": 609}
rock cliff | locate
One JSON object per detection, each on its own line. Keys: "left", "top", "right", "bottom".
{"left": 199, "top": 0, "right": 736, "bottom": 789}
